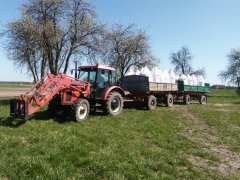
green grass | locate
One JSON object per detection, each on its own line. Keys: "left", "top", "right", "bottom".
{"left": 190, "top": 104, "right": 240, "bottom": 152}
{"left": 0, "top": 83, "right": 32, "bottom": 89}
{"left": 208, "top": 88, "right": 240, "bottom": 104}
{"left": 0, "top": 89, "right": 240, "bottom": 179}
{"left": 209, "top": 88, "right": 237, "bottom": 97}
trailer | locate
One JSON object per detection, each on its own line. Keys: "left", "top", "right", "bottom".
{"left": 177, "top": 80, "right": 210, "bottom": 105}
{"left": 121, "top": 75, "right": 210, "bottom": 110}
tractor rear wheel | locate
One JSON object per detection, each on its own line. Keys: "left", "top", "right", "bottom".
{"left": 145, "top": 95, "right": 157, "bottom": 110}
{"left": 166, "top": 94, "right": 173, "bottom": 107}
{"left": 73, "top": 98, "right": 90, "bottom": 121}
{"left": 199, "top": 95, "right": 207, "bottom": 105}
{"left": 104, "top": 92, "right": 123, "bottom": 116}
{"left": 184, "top": 95, "right": 191, "bottom": 105}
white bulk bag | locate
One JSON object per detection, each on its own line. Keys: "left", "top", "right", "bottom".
{"left": 192, "top": 74, "right": 197, "bottom": 86}
{"left": 152, "top": 67, "right": 159, "bottom": 82}
{"left": 135, "top": 69, "right": 140, "bottom": 75}
{"left": 140, "top": 66, "right": 153, "bottom": 82}
{"left": 125, "top": 66, "right": 135, "bottom": 76}
{"left": 187, "top": 74, "right": 193, "bottom": 85}
{"left": 179, "top": 74, "right": 188, "bottom": 85}
{"left": 158, "top": 69, "right": 164, "bottom": 83}
{"left": 175, "top": 75, "right": 179, "bottom": 83}
{"left": 169, "top": 70, "right": 176, "bottom": 83}
{"left": 198, "top": 75, "right": 205, "bottom": 86}
{"left": 162, "top": 69, "right": 170, "bottom": 83}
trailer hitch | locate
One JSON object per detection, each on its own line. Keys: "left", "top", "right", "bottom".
{"left": 10, "top": 99, "right": 29, "bottom": 120}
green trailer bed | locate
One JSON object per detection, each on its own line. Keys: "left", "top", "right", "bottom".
{"left": 178, "top": 80, "right": 210, "bottom": 93}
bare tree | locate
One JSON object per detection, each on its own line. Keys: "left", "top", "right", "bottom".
{"left": 219, "top": 48, "right": 240, "bottom": 87}
{"left": 191, "top": 68, "right": 206, "bottom": 77}
{"left": 101, "top": 24, "right": 156, "bottom": 78}
{"left": 4, "top": 0, "right": 103, "bottom": 82}
{"left": 170, "top": 46, "right": 206, "bottom": 76}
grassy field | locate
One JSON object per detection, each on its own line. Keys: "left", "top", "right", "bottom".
{"left": 0, "top": 83, "right": 32, "bottom": 100}
{"left": 209, "top": 88, "right": 238, "bottom": 97}
{"left": 208, "top": 88, "right": 240, "bottom": 104}
{"left": 0, "top": 89, "right": 239, "bottom": 179}
{"left": 0, "top": 83, "right": 32, "bottom": 89}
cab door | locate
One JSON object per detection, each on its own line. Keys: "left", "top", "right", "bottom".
{"left": 95, "top": 69, "right": 112, "bottom": 99}
{"left": 78, "top": 68, "right": 97, "bottom": 99}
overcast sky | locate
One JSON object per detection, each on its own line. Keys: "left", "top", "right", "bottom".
{"left": 0, "top": 0, "right": 240, "bottom": 85}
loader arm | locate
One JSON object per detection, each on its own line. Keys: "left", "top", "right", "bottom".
{"left": 10, "top": 73, "right": 90, "bottom": 120}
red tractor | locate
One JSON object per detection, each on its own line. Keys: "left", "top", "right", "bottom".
{"left": 10, "top": 64, "right": 125, "bottom": 121}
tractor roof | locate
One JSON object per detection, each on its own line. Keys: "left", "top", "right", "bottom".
{"left": 79, "top": 65, "right": 116, "bottom": 71}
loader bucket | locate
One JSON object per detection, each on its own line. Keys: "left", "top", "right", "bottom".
{"left": 10, "top": 99, "right": 29, "bottom": 120}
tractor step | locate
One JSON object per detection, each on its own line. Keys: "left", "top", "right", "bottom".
{"left": 93, "top": 103, "right": 103, "bottom": 113}
{"left": 10, "top": 99, "right": 29, "bottom": 120}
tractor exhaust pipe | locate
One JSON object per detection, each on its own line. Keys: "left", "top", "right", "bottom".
{"left": 74, "top": 61, "right": 78, "bottom": 79}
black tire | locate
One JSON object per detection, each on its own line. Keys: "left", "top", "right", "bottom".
{"left": 48, "top": 100, "right": 55, "bottom": 117}
{"left": 47, "top": 95, "right": 65, "bottom": 117}
{"left": 104, "top": 92, "right": 123, "bottom": 116}
{"left": 145, "top": 95, "right": 157, "bottom": 110}
{"left": 184, "top": 95, "right": 191, "bottom": 105}
{"left": 73, "top": 98, "right": 90, "bottom": 121}
{"left": 166, "top": 94, "right": 173, "bottom": 107}
{"left": 199, "top": 95, "right": 207, "bottom": 105}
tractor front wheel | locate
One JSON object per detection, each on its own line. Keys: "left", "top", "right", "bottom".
{"left": 73, "top": 98, "right": 90, "bottom": 121}
{"left": 104, "top": 92, "right": 123, "bottom": 116}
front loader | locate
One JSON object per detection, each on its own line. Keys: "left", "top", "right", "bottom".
{"left": 10, "top": 73, "right": 91, "bottom": 121}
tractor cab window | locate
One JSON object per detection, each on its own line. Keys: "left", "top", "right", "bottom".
{"left": 97, "top": 69, "right": 109, "bottom": 87}
{"left": 78, "top": 68, "right": 97, "bottom": 85}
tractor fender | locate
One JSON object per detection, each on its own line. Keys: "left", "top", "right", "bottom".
{"left": 102, "top": 86, "right": 125, "bottom": 101}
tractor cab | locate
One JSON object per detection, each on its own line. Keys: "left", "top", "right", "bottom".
{"left": 78, "top": 65, "right": 118, "bottom": 99}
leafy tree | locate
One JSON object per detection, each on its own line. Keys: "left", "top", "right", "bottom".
{"left": 170, "top": 46, "right": 205, "bottom": 76}
{"left": 5, "top": 16, "right": 42, "bottom": 83}
{"left": 219, "top": 48, "right": 240, "bottom": 88}
{"left": 101, "top": 24, "right": 156, "bottom": 78}
{"left": 4, "top": 0, "right": 103, "bottom": 82}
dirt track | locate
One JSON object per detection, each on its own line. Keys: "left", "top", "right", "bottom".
{"left": 0, "top": 88, "right": 29, "bottom": 98}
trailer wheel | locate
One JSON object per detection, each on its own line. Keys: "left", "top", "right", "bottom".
{"left": 145, "top": 95, "right": 157, "bottom": 110}
{"left": 104, "top": 91, "right": 123, "bottom": 116}
{"left": 184, "top": 95, "right": 191, "bottom": 105}
{"left": 166, "top": 94, "right": 173, "bottom": 107}
{"left": 73, "top": 98, "right": 90, "bottom": 121}
{"left": 199, "top": 95, "right": 207, "bottom": 105}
